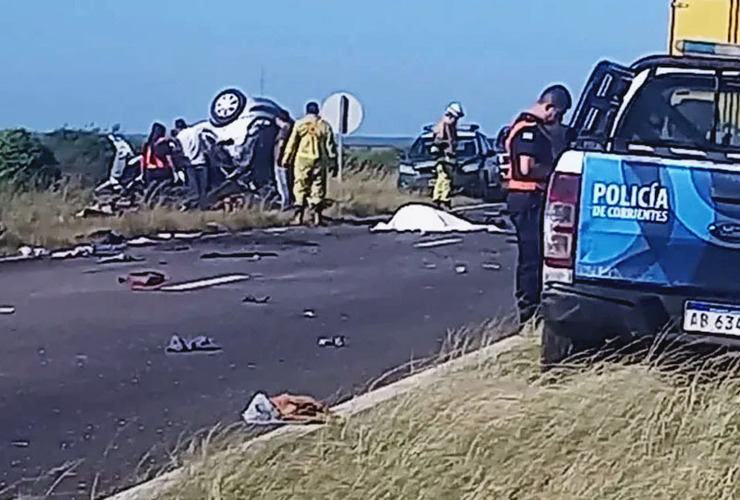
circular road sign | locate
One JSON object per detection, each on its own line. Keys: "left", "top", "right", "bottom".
{"left": 321, "top": 92, "right": 363, "bottom": 136}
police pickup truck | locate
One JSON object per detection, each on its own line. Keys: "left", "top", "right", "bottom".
{"left": 541, "top": 41, "right": 740, "bottom": 364}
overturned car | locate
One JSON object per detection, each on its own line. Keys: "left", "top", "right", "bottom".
{"left": 89, "top": 88, "right": 294, "bottom": 214}
{"left": 189, "top": 88, "right": 293, "bottom": 189}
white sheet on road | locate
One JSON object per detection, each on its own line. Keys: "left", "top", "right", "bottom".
{"left": 371, "top": 204, "right": 501, "bottom": 234}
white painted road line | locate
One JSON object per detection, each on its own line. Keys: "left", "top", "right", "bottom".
{"left": 414, "top": 238, "right": 464, "bottom": 249}
{"left": 160, "top": 274, "right": 251, "bottom": 292}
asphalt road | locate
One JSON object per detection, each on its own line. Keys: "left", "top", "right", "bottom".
{"left": 0, "top": 219, "right": 517, "bottom": 499}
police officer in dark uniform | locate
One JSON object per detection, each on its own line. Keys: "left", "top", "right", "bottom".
{"left": 505, "top": 85, "right": 572, "bottom": 327}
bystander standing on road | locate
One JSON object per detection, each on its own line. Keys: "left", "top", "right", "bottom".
{"left": 504, "top": 85, "right": 572, "bottom": 327}
{"left": 281, "top": 102, "right": 338, "bottom": 227}
{"left": 94, "top": 124, "right": 137, "bottom": 193}
{"left": 274, "top": 115, "right": 294, "bottom": 211}
{"left": 430, "top": 102, "right": 464, "bottom": 210}
{"left": 173, "top": 118, "right": 210, "bottom": 209}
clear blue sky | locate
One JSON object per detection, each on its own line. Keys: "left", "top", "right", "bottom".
{"left": 0, "top": 0, "right": 667, "bottom": 136}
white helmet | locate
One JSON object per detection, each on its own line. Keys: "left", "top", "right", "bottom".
{"left": 445, "top": 102, "right": 464, "bottom": 118}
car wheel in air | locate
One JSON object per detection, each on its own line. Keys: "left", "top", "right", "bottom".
{"left": 210, "top": 88, "right": 248, "bottom": 127}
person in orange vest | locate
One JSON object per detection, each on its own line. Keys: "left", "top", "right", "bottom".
{"left": 504, "top": 85, "right": 572, "bottom": 327}
{"left": 139, "top": 122, "right": 176, "bottom": 185}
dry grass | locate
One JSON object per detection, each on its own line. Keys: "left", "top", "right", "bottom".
{"left": 0, "top": 165, "right": 425, "bottom": 254}
{"left": 145, "top": 332, "right": 740, "bottom": 500}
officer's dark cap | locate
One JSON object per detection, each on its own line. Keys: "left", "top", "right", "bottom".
{"left": 306, "top": 102, "right": 320, "bottom": 115}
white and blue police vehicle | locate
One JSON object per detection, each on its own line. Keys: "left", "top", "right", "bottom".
{"left": 541, "top": 40, "right": 740, "bottom": 364}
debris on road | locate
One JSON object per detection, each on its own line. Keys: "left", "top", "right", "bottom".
{"left": 128, "top": 237, "right": 160, "bottom": 247}
{"left": 318, "top": 336, "right": 346, "bottom": 348}
{"left": 189, "top": 336, "right": 222, "bottom": 352}
{"left": 371, "top": 204, "right": 501, "bottom": 233}
{"left": 10, "top": 440, "right": 30, "bottom": 448}
{"left": 87, "top": 229, "right": 125, "bottom": 245}
{"left": 200, "top": 251, "right": 278, "bottom": 260}
{"left": 303, "top": 309, "right": 317, "bottom": 319}
{"left": 414, "top": 238, "right": 464, "bottom": 249}
{"left": 242, "top": 392, "right": 332, "bottom": 425}
{"left": 159, "top": 274, "right": 251, "bottom": 292}
{"left": 165, "top": 334, "right": 222, "bottom": 354}
{"left": 271, "top": 393, "right": 332, "bottom": 423}
{"left": 241, "top": 393, "right": 284, "bottom": 425}
{"left": 118, "top": 271, "right": 168, "bottom": 291}
{"left": 51, "top": 245, "right": 94, "bottom": 260}
{"left": 18, "top": 246, "right": 49, "bottom": 258}
{"left": 93, "top": 243, "right": 127, "bottom": 256}
{"left": 166, "top": 335, "right": 187, "bottom": 353}
{"left": 0, "top": 306, "right": 16, "bottom": 315}
{"left": 206, "top": 222, "right": 229, "bottom": 234}
{"left": 243, "top": 295, "right": 271, "bottom": 304}
{"left": 482, "top": 262, "right": 502, "bottom": 271}
{"left": 455, "top": 264, "right": 468, "bottom": 275}
{"left": 98, "top": 253, "right": 144, "bottom": 264}
{"left": 163, "top": 245, "right": 191, "bottom": 253}
{"left": 173, "top": 232, "right": 203, "bottom": 240}
{"left": 423, "top": 262, "right": 438, "bottom": 270}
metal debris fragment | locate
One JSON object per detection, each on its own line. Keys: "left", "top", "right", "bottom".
{"left": 128, "top": 237, "right": 160, "bottom": 247}
{"left": 243, "top": 295, "right": 271, "bottom": 304}
{"left": 98, "top": 253, "right": 144, "bottom": 264}
{"left": 318, "top": 336, "right": 346, "bottom": 348}
{"left": 201, "top": 251, "right": 278, "bottom": 260}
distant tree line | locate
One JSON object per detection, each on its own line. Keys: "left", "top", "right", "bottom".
{"left": 0, "top": 127, "right": 143, "bottom": 190}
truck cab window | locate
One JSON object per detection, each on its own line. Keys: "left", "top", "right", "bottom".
{"left": 615, "top": 73, "right": 718, "bottom": 150}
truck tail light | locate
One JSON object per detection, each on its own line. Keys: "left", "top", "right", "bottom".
{"left": 544, "top": 172, "right": 581, "bottom": 268}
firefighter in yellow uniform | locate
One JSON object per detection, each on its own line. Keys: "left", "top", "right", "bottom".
{"left": 281, "top": 101, "right": 338, "bottom": 227}
{"left": 430, "top": 102, "right": 464, "bottom": 210}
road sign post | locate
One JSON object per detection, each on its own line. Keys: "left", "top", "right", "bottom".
{"left": 322, "top": 92, "right": 363, "bottom": 183}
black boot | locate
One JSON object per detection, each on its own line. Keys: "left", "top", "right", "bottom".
{"left": 310, "top": 205, "right": 325, "bottom": 227}
{"left": 291, "top": 205, "right": 305, "bottom": 226}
